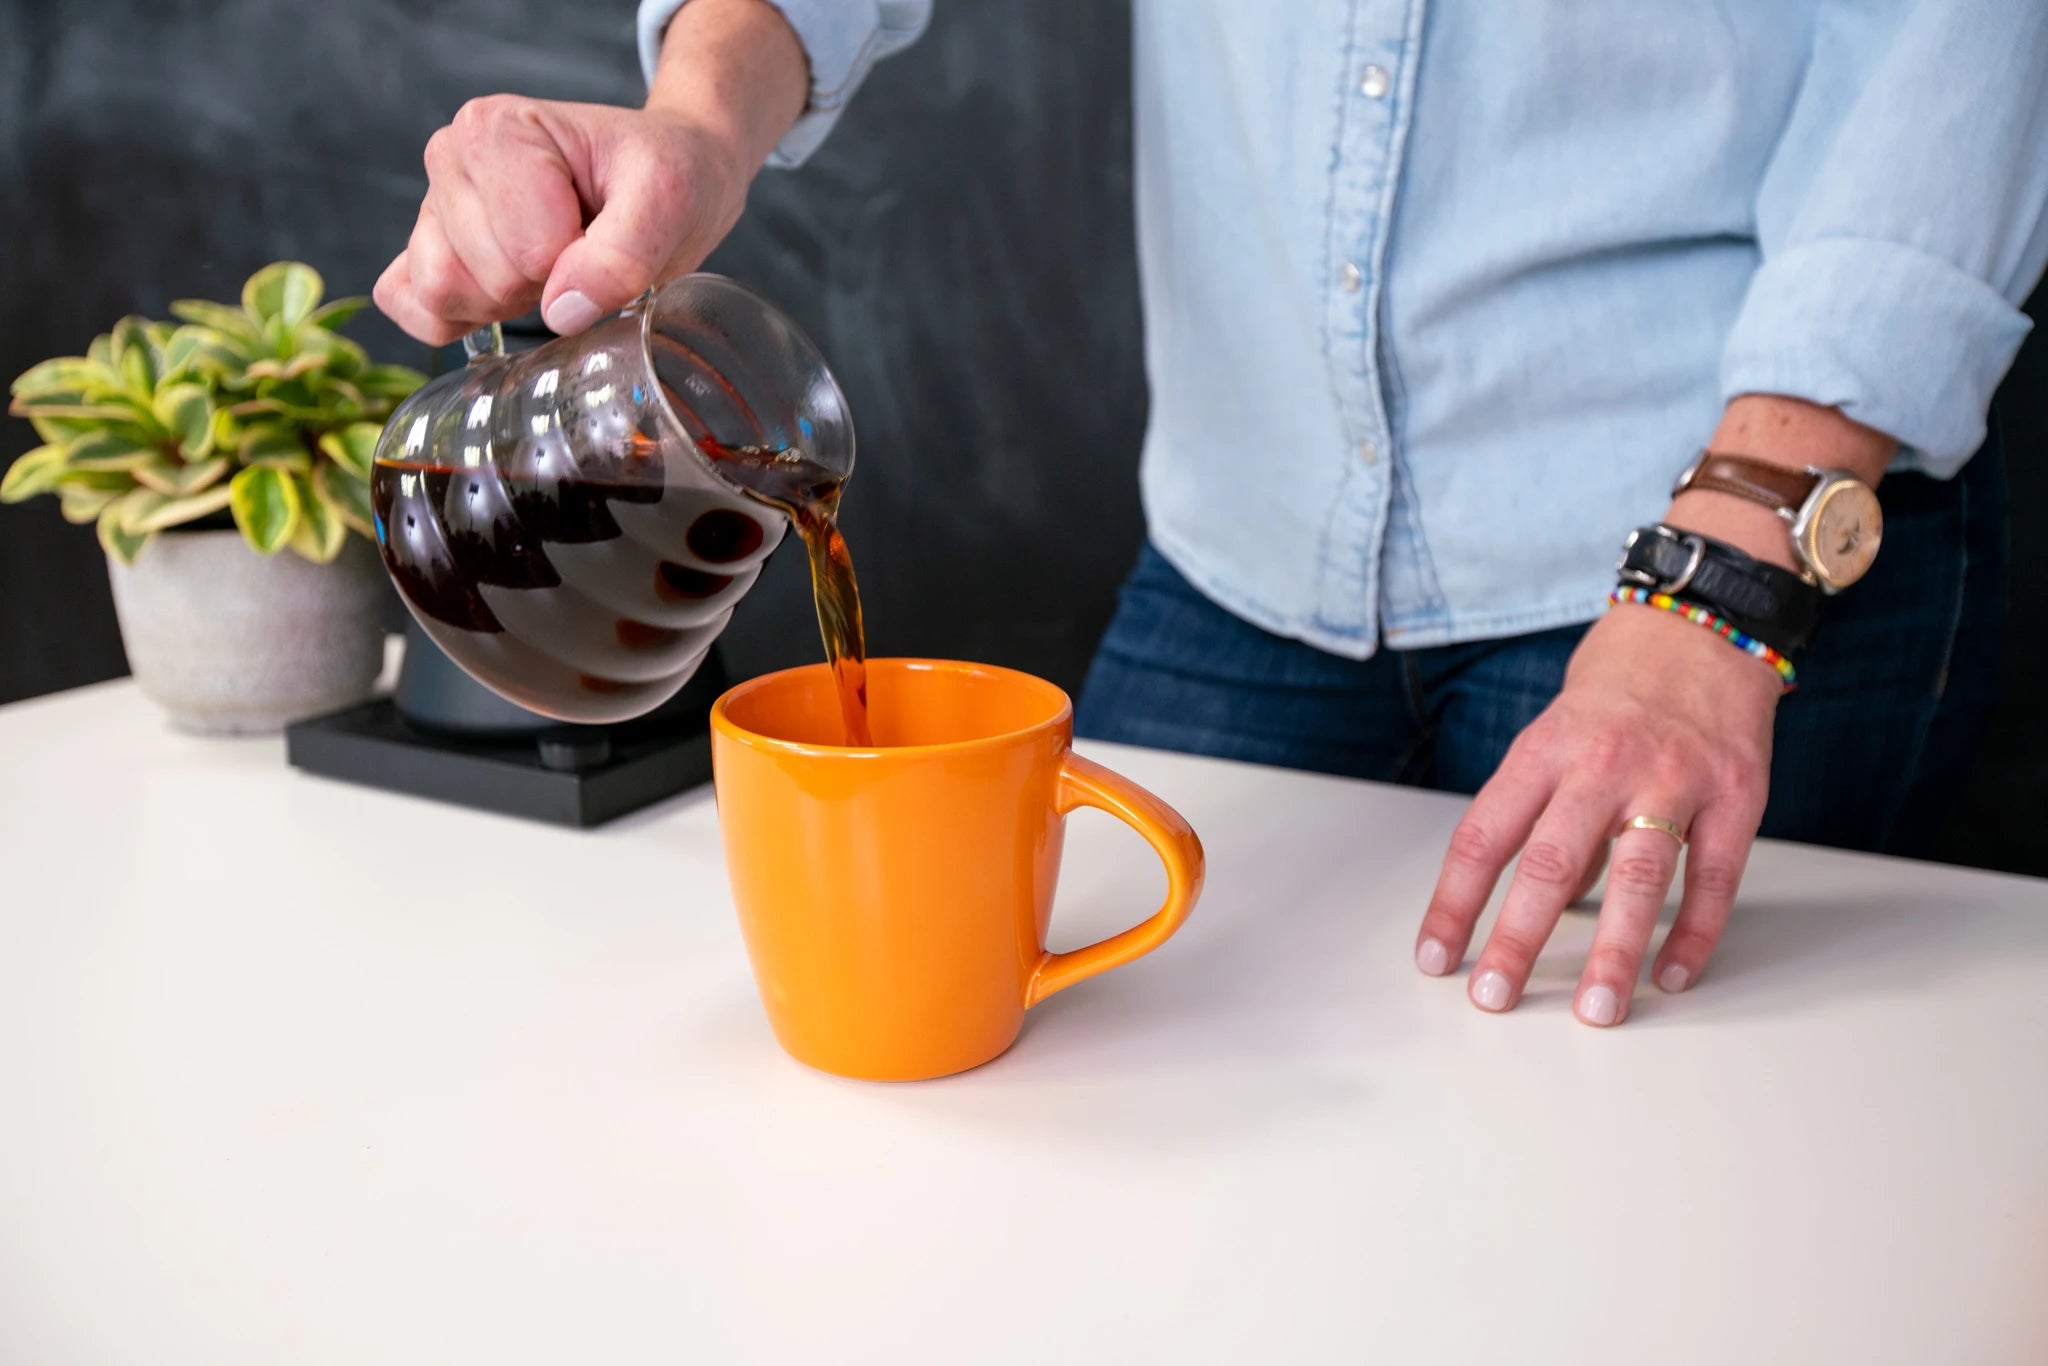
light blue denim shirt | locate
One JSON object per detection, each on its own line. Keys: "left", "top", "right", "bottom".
{"left": 642, "top": 0, "right": 2048, "bottom": 657}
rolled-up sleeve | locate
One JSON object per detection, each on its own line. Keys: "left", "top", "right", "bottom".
{"left": 637, "top": 0, "right": 932, "bottom": 168}
{"left": 1720, "top": 0, "right": 2048, "bottom": 473}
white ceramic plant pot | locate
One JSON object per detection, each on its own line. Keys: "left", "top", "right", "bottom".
{"left": 106, "top": 530, "right": 387, "bottom": 734}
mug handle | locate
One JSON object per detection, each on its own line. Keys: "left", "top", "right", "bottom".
{"left": 1025, "top": 752, "right": 1206, "bottom": 1007}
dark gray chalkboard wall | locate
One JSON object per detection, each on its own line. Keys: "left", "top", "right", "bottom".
{"left": 2, "top": 1, "right": 2042, "bottom": 872}
{"left": 0, "top": 0, "right": 1144, "bottom": 694}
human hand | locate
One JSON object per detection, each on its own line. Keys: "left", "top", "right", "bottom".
{"left": 374, "top": 99, "right": 753, "bottom": 346}
{"left": 1413, "top": 602, "right": 1780, "bottom": 1026}
{"left": 375, "top": 0, "right": 807, "bottom": 345}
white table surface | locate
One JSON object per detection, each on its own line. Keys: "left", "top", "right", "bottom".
{"left": 2, "top": 675, "right": 2045, "bottom": 1365}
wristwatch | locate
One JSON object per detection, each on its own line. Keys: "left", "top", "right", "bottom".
{"left": 1617, "top": 523, "right": 1822, "bottom": 655}
{"left": 1672, "top": 451, "right": 1883, "bottom": 593}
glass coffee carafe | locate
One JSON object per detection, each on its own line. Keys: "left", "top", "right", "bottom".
{"left": 371, "top": 275, "right": 854, "bottom": 725}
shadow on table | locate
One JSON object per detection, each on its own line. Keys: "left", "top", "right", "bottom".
{"left": 1621, "top": 880, "right": 2048, "bottom": 1028}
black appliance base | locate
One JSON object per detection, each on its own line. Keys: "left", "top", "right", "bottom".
{"left": 286, "top": 698, "right": 713, "bottom": 828}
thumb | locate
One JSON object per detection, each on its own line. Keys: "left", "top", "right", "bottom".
{"left": 540, "top": 150, "right": 707, "bottom": 335}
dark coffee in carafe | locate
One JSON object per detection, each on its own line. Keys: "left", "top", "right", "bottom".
{"left": 372, "top": 435, "right": 869, "bottom": 743}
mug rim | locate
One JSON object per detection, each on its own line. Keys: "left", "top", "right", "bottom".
{"left": 709, "top": 657, "right": 1073, "bottom": 758}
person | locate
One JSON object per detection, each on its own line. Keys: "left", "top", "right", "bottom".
{"left": 375, "top": 0, "right": 2048, "bottom": 1028}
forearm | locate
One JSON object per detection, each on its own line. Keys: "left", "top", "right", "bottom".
{"left": 645, "top": 0, "right": 809, "bottom": 175}
{"left": 1663, "top": 395, "right": 1894, "bottom": 575}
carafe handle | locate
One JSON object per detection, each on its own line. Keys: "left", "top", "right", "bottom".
{"left": 462, "top": 323, "right": 504, "bottom": 364}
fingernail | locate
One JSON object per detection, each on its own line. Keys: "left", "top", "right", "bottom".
{"left": 1657, "top": 963, "right": 1691, "bottom": 994}
{"left": 544, "top": 290, "right": 603, "bottom": 335}
{"left": 1471, "top": 969, "right": 1511, "bottom": 1012}
{"left": 1576, "top": 983, "right": 1620, "bottom": 1026}
{"left": 1416, "top": 937, "right": 1450, "bottom": 976}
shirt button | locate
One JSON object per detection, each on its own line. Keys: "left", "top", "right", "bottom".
{"left": 1357, "top": 440, "right": 1379, "bottom": 464}
{"left": 1338, "top": 261, "right": 1363, "bottom": 292}
{"left": 1359, "top": 65, "right": 1391, "bottom": 99}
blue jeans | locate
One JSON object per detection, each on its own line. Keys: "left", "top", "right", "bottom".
{"left": 1076, "top": 434, "right": 2007, "bottom": 857}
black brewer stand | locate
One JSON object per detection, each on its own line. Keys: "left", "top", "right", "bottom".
{"left": 286, "top": 620, "right": 723, "bottom": 828}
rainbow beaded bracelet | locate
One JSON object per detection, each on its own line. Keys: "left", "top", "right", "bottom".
{"left": 1607, "top": 586, "right": 1798, "bottom": 692}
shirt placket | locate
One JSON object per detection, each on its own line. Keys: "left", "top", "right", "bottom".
{"left": 1315, "top": 0, "right": 1427, "bottom": 640}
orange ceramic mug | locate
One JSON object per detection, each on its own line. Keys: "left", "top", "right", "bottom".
{"left": 709, "top": 658, "right": 1205, "bottom": 1080}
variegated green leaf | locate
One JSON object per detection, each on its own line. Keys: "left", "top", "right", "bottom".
{"left": 229, "top": 463, "right": 301, "bottom": 553}
{"left": 312, "top": 460, "right": 373, "bottom": 537}
{"left": 245, "top": 353, "right": 330, "bottom": 383}
{"left": 54, "top": 468, "right": 132, "bottom": 492}
{"left": 0, "top": 445, "right": 69, "bottom": 502}
{"left": 120, "top": 343, "right": 155, "bottom": 398}
{"left": 130, "top": 484, "right": 236, "bottom": 533}
{"left": 244, "top": 262, "right": 324, "bottom": 329}
{"left": 159, "top": 324, "right": 247, "bottom": 381}
{"left": 317, "top": 378, "right": 367, "bottom": 419}
{"left": 169, "top": 298, "right": 263, "bottom": 346}
{"left": 287, "top": 473, "right": 347, "bottom": 562}
{"left": 7, "top": 392, "right": 135, "bottom": 421}
{"left": 113, "top": 487, "right": 169, "bottom": 533}
{"left": 307, "top": 297, "right": 369, "bottom": 331}
{"left": 317, "top": 422, "right": 382, "bottom": 481}
{"left": 151, "top": 383, "right": 215, "bottom": 456}
{"left": 108, "top": 315, "right": 153, "bottom": 364}
{"left": 237, "top": 424, "right": 305, "bottom": 465}
{"left": 133, "top": 455, "right": 230, "bottom": 497}
{"left": 11, "top": 356, "right": 120, "bottom": 400}
{"left": 98, "top": 508, "right": 154, "bottom": 565}
{"left": 65, "top": 430, "right": 161, "bottom": 472}
{"left": 295, "top": 328, "right": 368, "bottom": 377}
{"left": 59, "top": 482, "right": 123, "bottom": 524}
{"left": 30, "top": 414, "right": 95, "bottom": 446}
{"left": 281, "top": 353, "right": 330, "bottom": 381}
{"left": 354, "top": 363, "right": 427, "bottom": 399}
{"left": 87, "top": 332, "right": 116, "bottom": 370}
{"left": 229, "top": 396, "right": 335, "bottom": 425}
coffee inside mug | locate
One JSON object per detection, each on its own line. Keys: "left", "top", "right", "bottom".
{"left": 719, "top": 658, "right": 1070, "bottom": 749}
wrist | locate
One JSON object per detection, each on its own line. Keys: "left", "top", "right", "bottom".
{"left": 1665, "top": 393, "right": 1896, "bottom": 575}
{"left": 646, "top": 0, "right": 809, "bottom": 174}
{"left": 1662, "top": 490, "right": 1801, "bottom": 573}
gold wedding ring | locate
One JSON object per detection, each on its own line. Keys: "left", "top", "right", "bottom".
{"left": 1621, "top": 814, "right": 1687, "bottom": 846}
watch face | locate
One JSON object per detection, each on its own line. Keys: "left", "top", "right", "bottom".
{"left": 1799, "top": 479, "right": 1883, "bottom": 589}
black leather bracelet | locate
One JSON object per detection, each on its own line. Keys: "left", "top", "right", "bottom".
{"left": 1616, "top": 524, "right": 1822, "bottom": 656}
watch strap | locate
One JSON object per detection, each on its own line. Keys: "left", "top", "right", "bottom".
{"left": 1676, "top": 452, "right": 1820, "bottom": 515}
{"left": 1618, "top": 524, "right": 1821, "bottom": 655}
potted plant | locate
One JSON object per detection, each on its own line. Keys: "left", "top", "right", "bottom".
{"left": 2, "top": 262, "right": 424, "bottom": 733}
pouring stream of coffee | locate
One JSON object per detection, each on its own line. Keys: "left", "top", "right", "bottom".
{"left": 697, "top": 436, "right": 872, "bottom": 747}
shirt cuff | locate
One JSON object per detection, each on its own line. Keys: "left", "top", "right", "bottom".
{"left": 637, "top": 0, "right": 909, "bottom": 168}
{"left": 1720, "top": 237, "right": 2034, "bottom": 475}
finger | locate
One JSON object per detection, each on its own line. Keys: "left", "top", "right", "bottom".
{"left": 403, "top": 201, "right": 499, "bottom": 331}
{"left": 1469, "top": 783, "right": 1617, "bottom": 1013}
{"left": 542, "top": 148, "right": 708, "bottom": 334}
{"left": 1652, "top": 798, "right": 1762, "bottom": 994}
{"left": 434, "top": 119, "right": 583, "bottom": 310}
{"left": 425, "top": 159, "right": 544, "bottom": 318}
{"left": 1416, "top": 741, "right": 1559, "bottom": 976}
{"left": 1570, "top": 839, "right": 1610, "bottom": 908}
{"left": 1574, "top": 805, "right": 1693, "bottom": 1027}
{"left": 373, "top": 251, "right": 468, "bottom": 347}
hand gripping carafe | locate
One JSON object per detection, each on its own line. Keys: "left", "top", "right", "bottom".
{"left": 370, "top": 275, "right": 853, "bottom": 724}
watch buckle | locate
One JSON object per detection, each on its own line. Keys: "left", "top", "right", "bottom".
{"left": 1665, "top": 527, "right": 1706, "bottom": 596}
{"left": 1671, "top": 450, "right": 1707, "bottom": 498}
{"left": 1616, "top": 526, "right": 1655, "bottom": 586}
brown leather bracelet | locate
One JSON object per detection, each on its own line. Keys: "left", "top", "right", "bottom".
{"left": 1673, "top": 453, "right": 1817, "bottom": 517}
